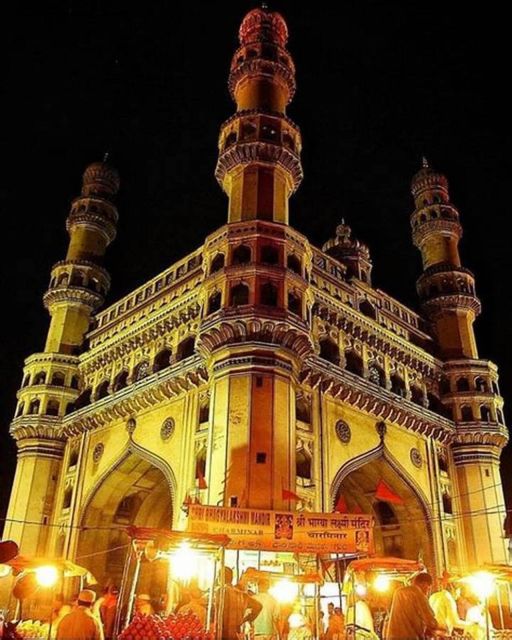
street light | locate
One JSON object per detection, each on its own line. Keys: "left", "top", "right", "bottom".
{"left": 466, "top": 571, "right": 496, "bottom": 640}
{"left": 270, "top": 579, "right": 299, "bottom": 603}
{"left": 35, "top": 565, "right": 59, "bottom": 588}
{"left": 373, "top": 574, "right": 391, "bottom": 593}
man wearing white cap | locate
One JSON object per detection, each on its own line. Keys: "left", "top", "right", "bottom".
{"left": 56, "top": 589, "right": 104, "bottom": 640}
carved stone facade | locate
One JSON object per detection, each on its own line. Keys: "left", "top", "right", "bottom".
{"left": 2, "top": 7, "right": 508, "bottom": 600}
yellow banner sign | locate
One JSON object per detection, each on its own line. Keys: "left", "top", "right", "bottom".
{"left": 187, "top": 505, "right": 374, "bottom": 554}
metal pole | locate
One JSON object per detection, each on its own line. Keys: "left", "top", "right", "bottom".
{"left": 206, "top": 554, "right": 215, "bottom": 633}
{"left": 496, "top": 582, "right": 504, "bottom": 630}
{"left": 485, "top": 595, "right": 490, "bottom": 640}
{"left": 216, "top": 547, "right": 226, "bottom": 640}
{"left": 113, "top": 545, "right": 133, "bottom": 638}
{"left": 125, "top": 552, "right": 142, "bottom": 630}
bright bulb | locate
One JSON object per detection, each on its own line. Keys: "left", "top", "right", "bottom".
{"left": 355, "top": 583, "right": 367, "bottom": 597}
{"left": 269, "top": 579, "right": 298, "bottom": 603}
{"left": 288, "top": 612, "right": 305, "bottom": 629}
{"left": 35, "top": 565, "right": 59, "bottom": 587}
{"left": 466, "top": 571, "right": 496, "bottom": 600}
{"left": 374, "top": 574, "right": 390, "bottom": 593}
{"left": 169, "top": 543, "right": 198, "bottom": 582}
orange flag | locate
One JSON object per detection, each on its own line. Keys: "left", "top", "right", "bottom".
{"left": 375, "top": 479, "right": 403, "bottom": 504}
{"left": 282, "top": 488, "right": 302, "bottom": 501}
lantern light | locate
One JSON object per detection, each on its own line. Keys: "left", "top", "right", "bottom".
{"left": 373, "top": 574, "right": 391, "bottom": 593}
{"left": 35, "top": 565, "right": 59, "bottom": 587}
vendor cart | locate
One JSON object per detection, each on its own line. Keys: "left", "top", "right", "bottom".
{"left": 343, "top": 556, "right": 424, "bottom": 639}
{"left": 115, "top": 526, "right": 230, "bottom": 640}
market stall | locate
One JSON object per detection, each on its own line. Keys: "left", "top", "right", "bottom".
{"left": 115, "top": 525, "right": 230, "bottom": 640}
{"left": 343, "top": 556, "right": 424, "bottom": 638}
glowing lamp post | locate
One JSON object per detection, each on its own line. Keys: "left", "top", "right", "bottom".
{"left": 466, "top": 571, "right": 496, "bottom": 640}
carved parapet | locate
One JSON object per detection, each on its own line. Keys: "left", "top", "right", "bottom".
{"left": 215, "top": 141, "right": 303, "bottom": 192}
{"left": 417, "top": 264, "right": 476, "bottom": 302}
{"left": 229, "top": 56, "right": 296, "bottom": 103}
{"left": 48, "top": 260, "right": 111, "bottom": 297}
{"left": 66, "top": 208, "right": 117, "bottom": 243}
{"left": 43, "top": 285, "right": 104, "bottom": 311}
{"left": 451, "top": 438, "right": 505, "bottom": 466}
{"left": 421, "top": 293, "right": 481, "bottom": 318}
{"left": 15, "top": 435, "right": 66, "bottom": 460}
{"left": 412, "top": 218, "right": 462, "bottom": 249}
{"left": 10, "top": 415, "right": 65, "bottom": 445}
{"left": 197, "top": 312, "right": 314, "bottom": 362}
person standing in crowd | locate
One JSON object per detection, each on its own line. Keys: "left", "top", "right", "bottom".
{"left": 252, "top": 578, "right": 279, "bottom": 640}
{"left": 56, "top": 589, "right": 104, "bottom": 640}
{"left": 384, "top": 573, "right": 446, "bottom": 640}
{"left": 326, "top": 606, "right": 344, "bottom": 640}
{"left": 429, "top": 575, "right": 468, "bottom": 636}
{"left": 99, "top": 586, "right": 119, "bottom": 640}
{"left": 177, "top": 586, "right": 207, "bottom": 627}
{"left": 220, "top": 567, "right": 262, "bottom": 640}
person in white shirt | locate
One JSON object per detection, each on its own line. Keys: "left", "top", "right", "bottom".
{"left": 429, "top": 585, "right": 468, "bottom": 635}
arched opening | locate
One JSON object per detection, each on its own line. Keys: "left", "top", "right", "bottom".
{"left": 288, "top": 292, "right": 302, "bottom": 316}
{"left": 133, "top": 361, "right": 150, "bottom": 382}
{"left": 75, "top": 388, "right": 92, "bottom": 409}
{"left": 345, "top": 350, "right": 364, "bottom": 377}
{"left": 456, "top": 377, "right": 470, "bottom": 392}
{"left": 232, "top": 245, "right": 251, "bottom": 265}
{"left": 77, "top": 452, "right": 173, "bottom": 592}
{"left": 411, "top": 385, "right": 424, "bottom": 405}
{"left": 22, "top": 374, "right": 30, "bottom": 388}
{"left": 287, "top": 254, "right": 302, "bottom": 275}
{"left": 296, "top": 448, "right": 312, "bottom": 487}
{"left": 69, "top": 449, "right": 79, "bottom": 468}
{"left": 480, "top": 405, "right": 492, "bottom": 422}
{"left": 390, "top": 373, "right": 406, "bottom": 397}
{"left": 34, "top": 371, "right": 46, "bottom": 385}
{"left": 154, "top": 348, "right": 172, "bottom": 373}
{"left": 475, "top": 377, "right": 488, "bottom": 393}
{"left": 95, "top": 380, "right": 110, "bottom": 400}
{"left": 260, "top": 245, "right": 279, "bottom": 265}
{"left": 333, "top": 457, "right": 434, "bottom": 568}
{"left": 230, "top": 283, "right": 250, "bottom": 306}
{"left": 296, "top": 396, "right": 311, "bottom": 423}
{"left": 51, "top": 372, "right": 65, "bottom": 386}
{"left": 45, "top": 399, "right": 60, "bottom": 416}
{"left": 195, "top": 448, "right": 207, "bottom": 487}
{"left": 368, "top": 364, "right": 385, "bottom": 388}
{"left": 319, "top": 338, "right": 340, "bottom": 366}
{"left": 260, "top": 282, "right": 278, "bottom": 306}
{"left": 207, "top": 291, "right": 222, "bottom": 314}
{"left": 63, "top": 486, "right": 73, "bottom": 510}
{"left": 70, "top": 375, "right": 80, "bottom": 390}
{"left": 176, "top": 336, "right": 195, "bottom": 361}
{"left": 113, "top": 371, "right": 128, "bottom": 393}
{"left": 199, "top": 400, "right": 210, "bottom": 424}
{"left": 359, "top": 300, "right": 377, "bottom": 320}
{"left": 15, "top": 402, "right": 24, "bottom": 417}
{"left": 460, "top": 405, "right": 473, "bottom": 422}
{"left": 210, "top": 253, "right": 225, "bottom": 274}
{"left": 28, "top": 399, "right": 40, "bottom": 415}
{"left": 442, "top": 493, "right": 453, "bottom": 515}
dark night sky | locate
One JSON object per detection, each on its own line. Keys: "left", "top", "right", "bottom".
{"left": 2, "top": 1, "right": 510, "bottom": 521}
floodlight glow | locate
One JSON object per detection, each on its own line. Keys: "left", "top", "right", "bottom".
{"left": 288, "top": 612, "right": 305, "bottom": 629}
{"left": 169, "top": 543, "right": 198, "bottom": 582}
{"left": 466, "top": 571, "right": 496, "bottom": 600}
{"left": 269, "top": 578, "right": 298, "bottom": 603}
{"left": 355, "top": 583, "right": 367, "bottom": 597}
{"left": 373, "top": 574, "right": 390, "bottom": 592}
{"left": 35, "top": 565, "right": 59, "bottom": 587}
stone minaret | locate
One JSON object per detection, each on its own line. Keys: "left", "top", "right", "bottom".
{"left": 411, "top": 160, "right": 508, "bottom": 565}
{"left": 4, "top": 160, "right": 119, "bottom": 555}
{"left": 215, "top": 6, "right": 303, "bottom": 224}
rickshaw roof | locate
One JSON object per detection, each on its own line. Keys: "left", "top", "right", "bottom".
{"left": 125, "top": 525, "right": 230, "bottom": 548}
{"left": 5, "top": 556, "right": 97, "bottom": 582}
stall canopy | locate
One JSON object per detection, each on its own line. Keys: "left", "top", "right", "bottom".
{"left": 347, "top": 557, "right": 423, "bottom": 574}
{"left": 125, "top": 525, "right": 230, "bottom": 549}
{"left": 3, "top": 556, "right": 97, "bottom": 583}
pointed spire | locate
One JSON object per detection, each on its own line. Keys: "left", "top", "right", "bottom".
{"left": 422, "top": 156, "right": 430, "bottom": 169}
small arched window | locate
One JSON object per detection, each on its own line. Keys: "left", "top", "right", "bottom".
{"left": 391, "top": 374, "right": 406, "bottom": 398}
{"left": 492, "top": 381, "right": 499, "bottom": 395}
{"left": 69, "top": 449, "right": 79, "bottom": 467}
{"left": 359, "top": 300, "right": 377, "bottom": 320}
{"left": 345, "top": 351, "right": 364, "bottom": 377}
{"left": 16, "top": 402, "right": 24, "bottom": 417}
{"left": 208, "top": 291, "right": 222, "bottom": 314}
{"left": 456, "top": 377, "right": 470, "bottom": 392}
{"left": 288, "top": 292, "right": 302, "bottom": 316}
{"left": 475, "top": 377, "right": 488, "bottom": 393}
{"left": 195, "top": 448, "right": 207, "bottom": 486}
{"left": 368, "top": 365, "right": 385, "bottom": 388}
{"left": 199, "top": 401, "right": 210, "bottom": 424}
{"left": 225, "top": 131, "right": 237, "bottom": 148}
{"left": 51, "top": 372, "right": 65, "bottom": 386}
{"left": 154, "top": 349, "right": 172, "bottom": 373}
{"left": 113, "top": 371, "right": 128, "bottom": 392}
{"left": 22, "top": 375, "right": 30, "bottom": 388}
{"left": 34, "top": 371, "right": 46, "bottom": 385}
{"left": 177, "top": 337, "right": 195, "bottom": 361}
{"left": 497, "top": 409, "right": 505, "bottom": 424}
{"left": 261, "top": 245, "right": 279, "bottom": 265}
{"left": 95, "top": 380, "right": 109, "bottom": 400}
{"left": 232, "top": 245, "right": 251, "bottom": 265}
{"left": 442, "top": 493, "right": 453, "bottom": 515}
{"left": 28, "top": 399, "right": 40, "bottom": 415}
{"left": 75, "top": 388, "right": 92, "bottom": 409}
{"left": 296, "top": 448, "right": 312, "bottom": 482}
{"left": 133, "top": 361, "right": 150, "bottom": 382}
{"left": 296, "top": 396, "right": 311, "bottom": 423}
{"left": 287, "top": 254, "right": 302, "bottom": 275}
{"left": 319, "top": 339, "right": 340, "bottom": 366}
{"left": 260, "top": 282, "right": 278, "bottom": 306}
{"left": 46, "top": 400, "right": 60, "bottom": 416}
{"left": 480, "top": 405, "right": 492, "bottom": 422}
{"left": 70, "top": 271, "right": 85, "bottom": 287}
{"left": 210, "top": 253, "right": 225, "bottom": 274}
{"left": 461, "top": 405, "right": 473, "bottom": 422}
{"left": 57, "top": 272, "right": 69, "bottom": 285}
{"left": 231, "top": 283, "right": 250, "bottom": 306}
{"left": 70, "top": 375, "right": 80, "bottom": 390}
{"left": 63, "top": 487, "right": 73, "bottom": 510}
{"left": 438, "top": 454, "right": 449, "bottom": 473}
{"left": 411, "top": 385, "right": 424, "bottom": 405}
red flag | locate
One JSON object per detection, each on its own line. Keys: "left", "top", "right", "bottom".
{"left": 197, "top": 469, "right": 208, "bottom": 490}
{"left": 334, "top": 494, "right": 348, "bottom": 513}
{"left": 375, "top": 479, "right": 403, "bottom": 505}
{"left": 282, "top": 488, "right": 302, "bottom": 501}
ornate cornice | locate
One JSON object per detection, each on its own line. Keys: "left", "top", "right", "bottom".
{"left": 302, "top": 358, "right": 455, "bottom": 443}
{"left": 24, "top": 353, "right": 80, "bottom": 368}
{"left": 452, "top": 421, "right": 508, "bottom": 449}
{"left": 66, "top": 210, "right": 116, "bottom": 243}
{"left": 228, "top": 58, "right": 296, "bottom": 102}
{"left": 421, "top": 294, "right": 481, "bottom": 317}
{"left": 10, "top": 415, "right": 66, "bottom": 442}
{"left": 62, "top": 357, "right": 208, "bottom": 436}
{"left": 412, "top": 219, "right": 462, "bottom": 248}
{"left": 215, "top": 141, "right": 303, "bottom": 192}
{"left": 43, "top": 286, "right": 104, "bottom": 311}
